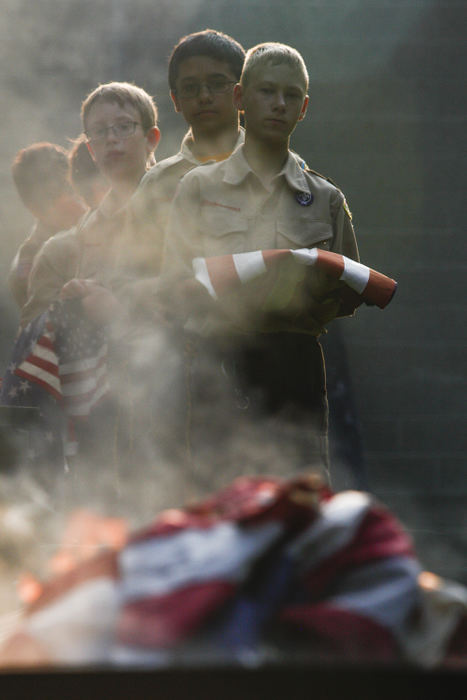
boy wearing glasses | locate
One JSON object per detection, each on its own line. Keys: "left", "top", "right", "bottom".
{"left": 0, "top": 82, "right": 159, "bottom": 470}
{"left": 162, "top": 43, "right": 359, "bottom": 481}
{"left": 167, "top": 29, "right": 245, "bottom": 162}
{"left": 129, "top": 29, "right": 245, "bottom": 274}
{"left": 20, "top": 81, "right": 159, "bottom": 327}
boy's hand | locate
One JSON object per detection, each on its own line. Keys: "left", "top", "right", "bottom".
{"left": 60, "top": 278, "right": 93, "bottom": 299}
{"left": 60, "top": 278, "right": 121, "bottom": 325}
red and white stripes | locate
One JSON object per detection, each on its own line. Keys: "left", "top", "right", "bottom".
{"left": 193, "top": 247, "right": 397, "bottom": 310}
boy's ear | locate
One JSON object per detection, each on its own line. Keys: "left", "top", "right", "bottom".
{"left": 170, "top": 90, "right": 182, "bottom": 114}
{"left": 146, "top": 126, "right": 161, "bottom": 152}
{"left": 233, "top": 83, "right": 244, "bottom": 112}
{"left": 298, "top": 95, "right": 310, "bottom": 122}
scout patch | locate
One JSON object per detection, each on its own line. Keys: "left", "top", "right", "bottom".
{"left": 295, "top": 191, "right": 314, "bottom": 206}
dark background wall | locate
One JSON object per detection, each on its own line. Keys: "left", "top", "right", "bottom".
{"left": 0, "top": 0, "right": 465, "bottom": 581}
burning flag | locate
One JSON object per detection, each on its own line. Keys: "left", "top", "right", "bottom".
{"left": 1, "top": 475, "right": 466, "bottom": 668}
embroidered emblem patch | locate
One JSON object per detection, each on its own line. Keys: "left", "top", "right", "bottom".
{"left": 295, "top": 191, "right": 314, "bottom": 206}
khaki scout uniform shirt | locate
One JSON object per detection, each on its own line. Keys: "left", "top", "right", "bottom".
{"left": 20, "top": 191, "right": 132, "bottom": 327}
{"left": 128, "top": 129, "right": 246, "bottom": 275}
{"left": 8, "top": 221, "right": 57, "bottom": 309}
{"left": 163, "top": 145, "right": 359, "bottom": 336}
{"left": 20, "top": 132, "right": 246, "bottom": 327}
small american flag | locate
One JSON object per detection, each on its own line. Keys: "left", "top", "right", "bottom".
{"left": 193, "top": 248, "right": 397, "bottom": 315}
{"left": 0, "top": 299, "right": 110, "bottom": 462}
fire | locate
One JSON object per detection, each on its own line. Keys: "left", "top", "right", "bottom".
{"left": 16, "top": 574, "right": 43, "bottom": 606}
{"left": 49, "top": 509, "right": 128, "bottom": 575}
{"left": 17, "top": 509, "right": 128, "bottom": 606}
{"left": 418, "top": 570, "right": 442, "bottom": 591}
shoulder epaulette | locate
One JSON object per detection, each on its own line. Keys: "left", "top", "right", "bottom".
{"left": 153, "top": 153, "right": 185, "bottom": 172}
{"left": 305, "top": 168, "right": 352, "bottom": 220}
{"left": 304, "top": 167, "right": 340, "bottom": 189}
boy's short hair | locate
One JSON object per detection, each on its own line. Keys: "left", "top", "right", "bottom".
{"left": 81, "top": 81, "right": 158, "bottom": 134}
{"left": 168, "top": 29, "right": 245, "bottom": 91}
{"left": 241, "top": 42, "right": 309, "bottom": 91}
{"left": 11, "top": 142, "right": 71, "bottom": 211}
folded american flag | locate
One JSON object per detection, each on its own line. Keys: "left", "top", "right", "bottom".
{"left": 0, "top": 299, "right": 110, "bottom": 461}
{"left": 4, "top": 475, "right": 466, "bottom": 667}
{"left": 193, "top": 248, "right": 397, "bottom": 315}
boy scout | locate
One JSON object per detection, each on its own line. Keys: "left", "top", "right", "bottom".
{"left": 8, "top": 142, "right": 86, "bottom": 309}
{"left": 129, "top": 29, "right": 245, "bottom": 275}
{"left": 20, "top": 81, "right": 160, "bottom": 327}
{"left": 163, "top": 43, "right": 359, "bottom": 481}
{"left": 1, "top": 82, "right": 160, "bottom": 473}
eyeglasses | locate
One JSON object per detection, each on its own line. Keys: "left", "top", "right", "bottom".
{"left": 176, "top": 78, "right": 236, "bottom": 99}
{"left": 86, "top": 120, "right": 141, "bottom": 143}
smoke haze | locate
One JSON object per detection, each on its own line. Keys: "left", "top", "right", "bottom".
{"left": 0, "top": 0, "right": 465, "bottom": 621}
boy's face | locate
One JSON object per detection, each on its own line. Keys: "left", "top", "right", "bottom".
{"left": 171, "top": 56, "right": 239, "bottom": 138}
{"left": 234, "top": 62, "right": 309, "bottom": 146}
{"left": 85, "top": 99, "right": 159, "bottom": 184}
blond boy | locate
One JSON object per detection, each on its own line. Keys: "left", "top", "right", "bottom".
{"left": 163, "top": 43, "right": 359, "bottom": 477}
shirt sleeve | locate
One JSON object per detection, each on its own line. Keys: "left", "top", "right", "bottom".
{"left": 330, "top": 188, "right": 359, "bottom": 262}
{"left": 20, "top": 234, "right": 78, "bottom": 326}
{"left": 7, "top": 247, "right": 30, "bottom": 308}
{"left": 7, "top": 223, "right": 53, "bottom": 308}
{"left": 324, "top": 188, "right": 361, "bottom": 319}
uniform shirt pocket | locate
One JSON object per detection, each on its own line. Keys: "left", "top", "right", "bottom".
{"left": 276, "top": 215, "right": 334, "bottom": 250}
{"left": 201, "top": 203, "right": 249, "bottom": 256}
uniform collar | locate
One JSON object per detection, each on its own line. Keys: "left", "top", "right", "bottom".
{"left": 78, "top": 190, "right": 127, "bottom": 243}
{"left": 280, "top": 151, "right": 310, "bottom": 193}
{"left": 179, "top": 131, "right": 202, "bottom": 166}
{"left": 180, "top": 127, "right": 245, "bottom": 166}
{"left": 222, "top": 145, "right": 253, "bottom": 185}
{"left": 223, "top": 146, "right": 310, "bottom": 194}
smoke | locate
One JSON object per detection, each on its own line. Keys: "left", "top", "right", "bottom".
{"left": 0, "top": 0, "right": 465, "bottom": 647}
{"left": 0, "top": 297, "right": 334, "bottom": 620}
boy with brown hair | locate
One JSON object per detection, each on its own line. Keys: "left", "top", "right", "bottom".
{"left": 20, "top": 81, "right": 160, "bottom": 327}
{"left": 162, "top": 42, "right": 359, "bottom": 481}
{"left": 167, "top": 28, "right": 245, "bottom": 162}
{"left": 0, "top": 82, "right": 160, "bottom": 471}
{"left": 129, "top": 29, "right": 246, "bottom": 276}
{"left": 8, "top": 142, "right": 87, "bottom": 308}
